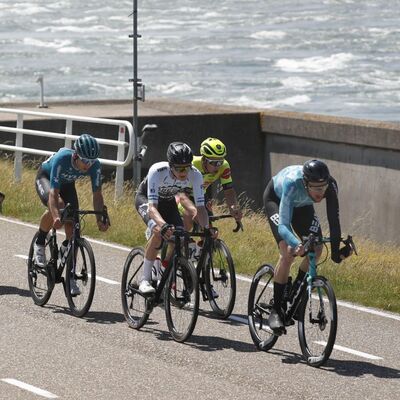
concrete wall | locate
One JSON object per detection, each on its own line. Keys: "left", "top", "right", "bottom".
{"left": 1, "top": 99, "right": 400, "bottom": 243}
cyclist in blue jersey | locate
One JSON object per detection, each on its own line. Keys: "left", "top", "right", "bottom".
{"left": 263, "top": 160, "right": 352, "bottom": 332}
{"left": 34, "top": 134, "right": 109, "bottom": 294}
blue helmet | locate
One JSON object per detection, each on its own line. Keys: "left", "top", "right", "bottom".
{"left": 74, "top": 134, "right": 100, "bottom": 159}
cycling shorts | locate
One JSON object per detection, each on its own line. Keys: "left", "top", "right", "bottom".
{"left": 35, "top": 168, "right": 79, "bottom": 210}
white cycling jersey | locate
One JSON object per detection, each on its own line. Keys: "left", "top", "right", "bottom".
{"left": 146, "top": 161, "right": 205, "bottom": 206}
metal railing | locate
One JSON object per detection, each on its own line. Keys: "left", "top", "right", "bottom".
{"left": 0, "top": 107, "right": 134, "bottom": 199}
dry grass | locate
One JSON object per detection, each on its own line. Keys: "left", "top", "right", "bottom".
{"left": 1, "top": 158, "right": 399, "bottom": 312}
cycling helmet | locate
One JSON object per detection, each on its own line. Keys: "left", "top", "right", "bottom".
{"left": 74, "top": 134, "right": 100, "bottom": 159}
{"left": 167, "top": 142, "right": 193, "bottom": 165}
{"left": 303, "top": 159, "right": 330, "bottom": 183}
{"left": 200, "top": 137, "right": 227, "bottom": 158}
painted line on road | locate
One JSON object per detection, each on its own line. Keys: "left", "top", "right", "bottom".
{"left": 314, "top": 341, "right": 383, "bottom": 360}
{"left": 15, "top": 255, "right": 119, "bottom": 285}
{"left": 3, "top": 215, "right": 400, "bottom": 322}
{"left": 230, "top": 316, "right": 383, "bottom": 360}
{"left": 1, "top": 378, "right": 58, "bottom": 398}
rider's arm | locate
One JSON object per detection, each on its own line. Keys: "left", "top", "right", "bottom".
{"left": 48, "top": 188, "right": 61, "bottom": 223}
{"left": 278, "top": 181, "right": 301, "bottom": 249}
{"left": 196, "top": 205, "right": 210, "bottom": 229}
{"left": 92, "top": 190, "right": 109, "bottom": 231}
{"left": 224, "top": 187, "right": 242, "bottom": 220}
{"left": 325, "top": 178, "right": 342, "bottom": 262}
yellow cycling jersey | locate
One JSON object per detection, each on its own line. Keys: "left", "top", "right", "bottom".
{"left": 192, "top": 155, "right": 233, "bottom": 192}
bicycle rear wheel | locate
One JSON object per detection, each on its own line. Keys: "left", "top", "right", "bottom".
{"left": 165, "top": 257, "right": 199, "bottom": 342}
{"left": 65, "top": 238, "right": 96, "bottom": 317}
{"left": 121, "top": 247, "right": 150, "bottom": 329}
{"left": 204, "top": 239, "right": 236, "bottom": 319}
{"left": 248, "top": 264, "right": 279, "bottom": 351}
{"left": 297, "top": 276, "right": 337, "bottom": 367}
{"left": 27, "top": 232, "right": 55, "bottom": 306}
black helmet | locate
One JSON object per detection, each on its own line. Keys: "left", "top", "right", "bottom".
{"left": 303, "top": 159, "right": 330, "bottom": 183}
{"left": 167, "top": 142, "right": 193, "bottom": 165}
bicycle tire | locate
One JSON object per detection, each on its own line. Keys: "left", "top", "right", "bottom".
{"left": 121, "top": 247, "right": 150, "bottom": 329}
{"left": 248, "top": 264, "right": 279, "bottom": 351}
{"left": 65, "top": 238, "right": 96, "bottom": 317}
{"left": 204, "top": 239, "right": 236, "bottom": 319}
{"left": 297, "top": 276, "right": 337, "bottom": 367}
{"left": 164, "top": 256, "right": 199, "bottom": 342}
{"left": 27, "top": 232, "right": 55, "bottom": 306}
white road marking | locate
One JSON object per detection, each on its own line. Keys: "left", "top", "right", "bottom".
{"left": 3, "top": 216, "right": 400, "bottom": 322}
{"left": 314, "top": 341, "right": 383, "bottom": 360}
{"left": 1, "top": 378, "right": 58, "bottom": 398}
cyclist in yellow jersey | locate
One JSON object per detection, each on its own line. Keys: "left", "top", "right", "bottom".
{"left": 178, "top": 137, "right": 242, "bottom": 231}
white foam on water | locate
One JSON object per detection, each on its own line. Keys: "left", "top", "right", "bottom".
{"left": 23, "top": 38, "right": 72, "bottom": 49}
{"left": 57, "top": 47, "right": 88, "bottom": 54}
{"left": 275, "top": 53, "right": 355, "bottom": 73}
{"left": 250, "top": 30, "right": 287, "bottom": 40}
{"left": 281, "top": 76, "right": 313, "bottom": 89}
{"left": 155, "top": 82, "right": 197, "bottom": 95}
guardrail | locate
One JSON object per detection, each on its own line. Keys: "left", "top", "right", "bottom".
{"left": 0, "top": 107, "right": 134, "bottom": 199}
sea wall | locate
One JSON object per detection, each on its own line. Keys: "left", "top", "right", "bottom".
{"left": 1, "top": 99, "right": 399, "bottom": 243}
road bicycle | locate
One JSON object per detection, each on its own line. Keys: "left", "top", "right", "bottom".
{"left": 188, "top": 214, "right": 243, "bottom": 319}
{"left": 248, "top": 234, "right": 357, "bottom": 367}
{"left": 121, "top": 227, "right": 199, "bottom": 343}
{"left": 27, "top": 204, "right": 109, "bottom": 317}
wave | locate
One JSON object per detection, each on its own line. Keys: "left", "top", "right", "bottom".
{"left": 275, "top": 53, "right": 355, "bottom": 73}
{"left": 250, "top": 30, "right": 287, "bottom": 40}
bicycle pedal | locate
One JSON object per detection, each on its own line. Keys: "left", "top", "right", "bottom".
{"left": 284, "top": 318, "right": 295, "bottom": 327}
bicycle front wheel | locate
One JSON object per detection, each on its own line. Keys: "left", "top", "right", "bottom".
{"left": 248, "top": 264, "right": 279, "bottom": 351}
{"left": 27, "top": 232, "right": 55, "bottom": 306}
{"left": 165, "top": 257, "right": 199, "bottom": 342}
{"left": 297, "top": 276, "right": 337, "bottom": 367}
{"left": 65, "top": 238, "right": 96, "bottom": 317}
{"left": 204, "top": 239, "right": 236, "bottom": 319}
{"left": 121, "top": 247, "right": 150, "bottom": 329}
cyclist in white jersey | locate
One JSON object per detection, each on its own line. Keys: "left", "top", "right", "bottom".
{"left": 135, "top": 142, "right": 211, "bottom": 294}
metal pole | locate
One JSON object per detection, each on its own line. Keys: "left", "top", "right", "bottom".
{"left": 131, "top": 0, "right": 141, "bottom": 188}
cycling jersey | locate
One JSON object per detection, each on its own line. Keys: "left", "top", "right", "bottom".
{"left": 272, "top": 165, "right": 341, "bottom": 249}
{"left": 142, "top": 161, "right": 205, "bottom": 206}
{"left": 192, "top": 156, "right": 233, "bottom": 192}
{"left": 41, "top": 148, "right": 101, "bottom": 192}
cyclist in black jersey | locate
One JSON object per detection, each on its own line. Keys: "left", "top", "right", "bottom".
{"left": 135, "top": 142, "right": 211, "bottom": 294}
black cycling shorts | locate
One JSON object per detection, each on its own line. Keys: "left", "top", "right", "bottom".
{"left": 35, "top": 168, "right": 79, "bottom": 210}
{"left": 135, "top": 181, "right": 183, "bottom": 228}
{"left": 263, "top": 179, "right": 321, "bottom": 246}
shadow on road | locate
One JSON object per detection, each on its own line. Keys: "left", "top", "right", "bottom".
{"left": 268, "top": 348, "right": 400, "bottom": 378}
{"left": 0, "top": 285, "right": 30, "bottom": 297}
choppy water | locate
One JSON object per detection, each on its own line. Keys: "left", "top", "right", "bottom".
{"left": 1, "top": 0, "right": 400, "bottom": 121}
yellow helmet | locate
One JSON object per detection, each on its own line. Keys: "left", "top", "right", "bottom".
{"left": 200, "top": 137, "right": 227, "bottom": 158}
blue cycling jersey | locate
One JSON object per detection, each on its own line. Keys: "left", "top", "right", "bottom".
{"left": 270, "top": 164, "right": 341, "bottom": 254}
{"left": 41, "top": 148, "right": 101, "bottom": 192}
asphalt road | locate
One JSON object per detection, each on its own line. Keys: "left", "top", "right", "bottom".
{"left": 1, "top": 216, "right": 399, "bottom": 399}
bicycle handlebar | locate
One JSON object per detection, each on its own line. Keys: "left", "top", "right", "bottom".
{"left": 60, "top": 203, "right": 110, "bottom": 226}
{"left": 301, "top": 233, "right": 357, "bottom": 256}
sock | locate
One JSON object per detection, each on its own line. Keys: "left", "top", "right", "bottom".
{"left": 273, "top": 282, "right": 286, "bottom": 311}
{"left": 36, "top": 229, "right": 48, "bottom": 246}
{"left": 142, "top": 258, "right": 154, "bottom": 282}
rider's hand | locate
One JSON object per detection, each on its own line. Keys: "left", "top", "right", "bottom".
{"left": 160, "top": 223, "right": 174, "bottom": 240}
{"left": 53, "top": 217, "right": 62, "bottom": 230}
{"left": 97, "top": 220, "right": 109, "bottom": 232}
{"left": 230, "top": 205, "right": 243, "bottom": 221}
{"left": 332, "top": 244, "right": 353, "bottom": 264}
{"left": 289, "top": 243, "right": 305, "bottom": 257}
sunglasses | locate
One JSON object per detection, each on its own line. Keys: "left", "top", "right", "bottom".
{"left": 307, "top": 183, "right": 328, "bottom": 193}
{"left": 78, "top": 155, "right": 96, "bottom": 166}
{"left": 205, "top": 158, "right": 224, "bottom": 167}
{"left": 172, "top": 165, "right": 191, "bottom": 173}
